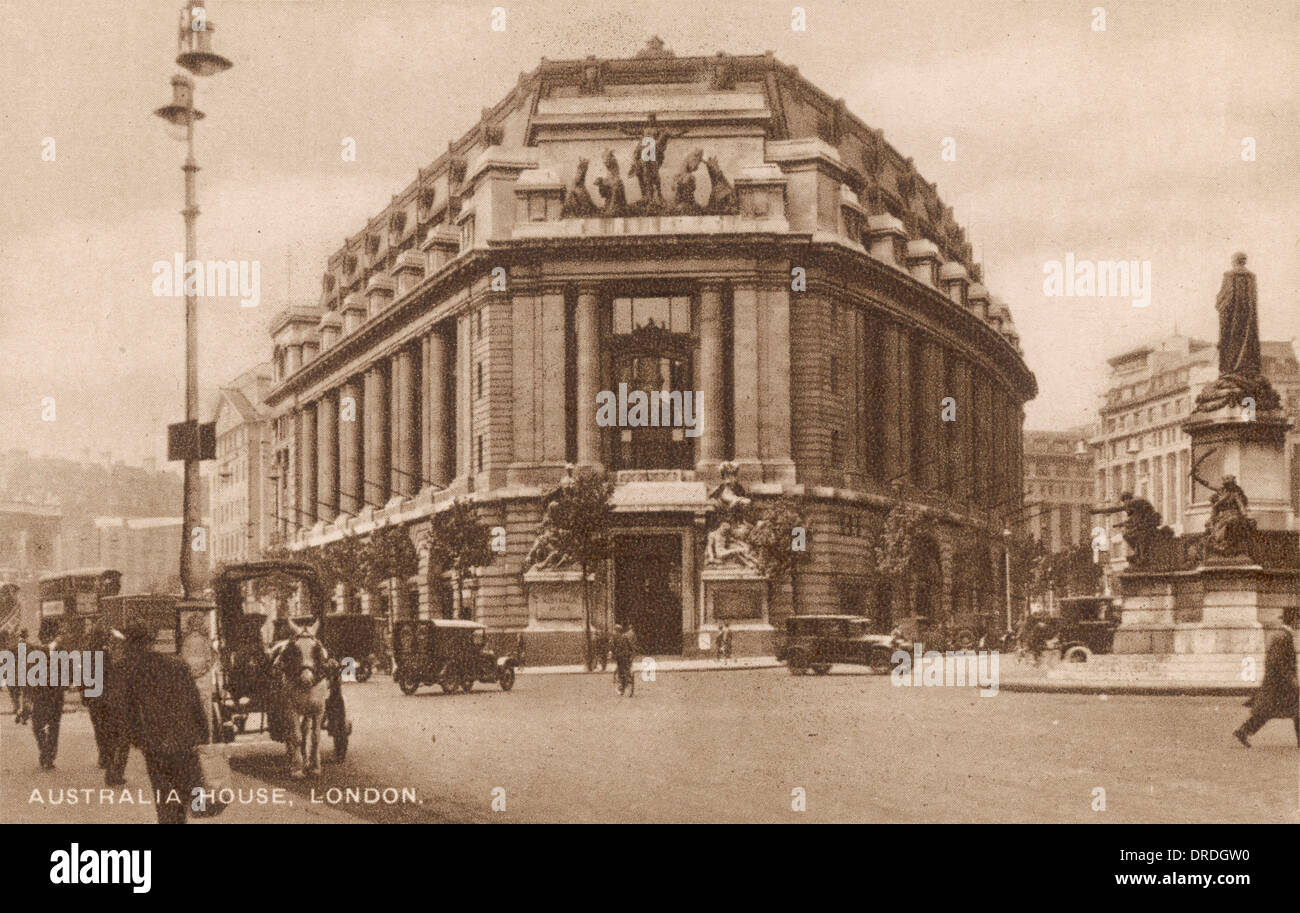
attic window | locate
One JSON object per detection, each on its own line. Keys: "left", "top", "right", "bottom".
{"left": 418, "top": 187, "right": 436, "bottom": 213}
{"left": 389, "top": 211, "right": 406, "bottom": 235}
{"left": 344, "top": 254, "right": 358, "bottom": 274}
{"left": 366, "top": 234, "right": 381, "bottom": 257}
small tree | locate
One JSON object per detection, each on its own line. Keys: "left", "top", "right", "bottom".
{"left": 364, "top": 524, "right": 421, "bottom": 622}
{"left": 542, "top": 475, "right": 614, "bottom": 670}
{"left": 420, "top": 498, "right": 494, "bottom": 619}
{"left": 750, "top": 497, "right": 809, "bottom": 617}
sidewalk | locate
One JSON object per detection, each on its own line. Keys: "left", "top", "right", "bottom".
{"left": 997, "top": 654, "right": 1255, "bottom": 696}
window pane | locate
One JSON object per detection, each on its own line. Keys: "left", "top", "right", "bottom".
{"left": 634, "top": 297, "right": 670, "bottom": 330}
{"left": 613, "top": 298, "right": 632, "bottom": 335}
{"left": 670, "top": 297, "right": 691, "bottom": 334}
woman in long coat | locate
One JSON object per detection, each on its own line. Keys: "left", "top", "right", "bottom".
{"left": 1235, "top": 624, "right": 1300, "bottom": 747}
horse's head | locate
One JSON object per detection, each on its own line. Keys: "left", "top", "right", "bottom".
{"left": 280, "top": 620, "right": 325, "bottom": 687}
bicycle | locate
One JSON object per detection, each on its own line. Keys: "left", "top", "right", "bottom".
{"left": 614, "top": 660, "right": 636, "bottom": 697}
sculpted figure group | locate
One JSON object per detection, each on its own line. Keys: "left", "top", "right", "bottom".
{"left": 560, "top": 114, "right": 741, "bottom": 219}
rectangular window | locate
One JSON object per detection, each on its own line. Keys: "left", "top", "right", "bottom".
{"left": 476, "top": 435, "right": 484, "bottom": 473}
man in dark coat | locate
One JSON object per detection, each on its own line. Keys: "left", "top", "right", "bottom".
{"left": 28, "top": 627, "right": 65, "bottom": 770}
{"left": 1234, "top": 624, "right": 1299, "bottom": 748}
{"left": 611, "top": 624, "right": 639, "bottom": 697}
{"left": 85, "top": 624, "right": 130, "bottom": 785}
{"left": 120, "top": 622, "right": 209, "bottom": 823}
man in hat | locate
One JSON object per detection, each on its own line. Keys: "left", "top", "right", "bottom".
{"left": 120, "top": 621, "right": 209, "bottom": 823}
{"left": 85, "top": 623, "right": 130, "bottom": 786}
{"left": 1234, "top": 623, "right": 1300, "bottom": 748}
{"left": 610, "top": 624, "right": 639, "bottom": 697}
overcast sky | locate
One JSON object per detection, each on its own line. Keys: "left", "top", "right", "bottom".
{"left": 2, "top": 0, "right": 1296, "bottom": 467}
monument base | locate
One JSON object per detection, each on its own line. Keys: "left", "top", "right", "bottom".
{"left": 694, "top": 567, "right": 772, "bottom": 657}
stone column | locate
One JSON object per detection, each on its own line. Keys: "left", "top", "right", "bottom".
{"left": 338, "top": 378, "right": 363, "bottom": 516}
{"left": 919, "top": 340, "right": 944, "bottom": 492}
{"left": 575, "top": 285, "right": 602, "bottom": 468}
{"left": 696, "top": 281, "right": 727, "bottom": 469}
{"left": 316, "top": 393, "right": 337, "bottom": 522}
{"left": 364, "top": 366, "right": 390, "bottom": 506}
{"left": 951, "top": 357, "right": 973, "bottom": 504}
{"left": 299, "top": 407, "right": 317, "bottom": 526}
{"left": 880, "top": 323, "right": 912, "bottom": 484}
{"left": 758, "top": 283, "right": 794, "bottom": 480}
{"left": 392, "top": 345, "right": 418, "bottom": 496}
{"left": 539, "top": 286, "right": 567, "bottom": 464}
{"left": 426, "top": 329, "right": 452, "bottom": 487}
{"left": 732, "top": 282, "right": 760, "bottom": 464}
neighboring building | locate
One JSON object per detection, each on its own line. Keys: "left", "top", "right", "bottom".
{"left": 0, "top": 449, "right": 186, "bottom": 518}
{"left": 0, "top": 498, "right": 62, "bottom": 634}
{"left": 1023, "top": 428, "right": 1093, "bottom": 552}
{"left": 264, "top": 41, "right": 1036, "bottom": 661}
{"left": 1090, "top": 333, "right": 1300, "bottom": 574}
{"left": 209, "top": 363, "right": 276, "bottom": 566}
{"left": 58, "top": 516, "right": 207, "bottom": 597}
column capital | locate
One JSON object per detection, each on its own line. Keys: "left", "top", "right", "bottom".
{"left": 697, "top": 279, "right": 727, "bottom": 296}
{"left": 574, "top": 282, "right": 601, "bottom": 299}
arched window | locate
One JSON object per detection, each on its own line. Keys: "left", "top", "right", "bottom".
{"left": 608, "top": 295, "right": 695, "bottom": 471}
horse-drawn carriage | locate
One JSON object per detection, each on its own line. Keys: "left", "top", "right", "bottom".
{"left": 211, "top": 561, "right": 351, "bottom": 774}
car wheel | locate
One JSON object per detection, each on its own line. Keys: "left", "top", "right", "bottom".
{"left": 787, "top": 649, "right": 810, "bottom": 675}
{"left": 1063, "top": 645, "right": 1091, "bottom": 663}
{"left": 356, "top": 660, "right": 373, "bottom": 683}
{"left": 811, "top": 663, "right": 832, "bottom": 675}
{"left": 498, "top": 666, "right": 516, "bottom": 691}
{"left": 397, "top": 673, "right": 420, "bottom": 695}
{"left": 460, "top": 676, "right": 476, "bottom": 693}
{"left": 955, "top": 629, "right": 977, "bottom": 650}
{"left": 869, "top": 649, "right": 893, "bottom": 675}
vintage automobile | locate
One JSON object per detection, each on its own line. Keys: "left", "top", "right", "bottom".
{"left": 775, "top": 614, "right": 897, "bottom": 675}
{"left": 393, "top": 618, "right": 518, "bottom": 694}
{"left": 319, "top": 614, "right": 384, "bottom": 682}
{"left": 1052, "top": 596, "right": 1119, "bottom": 662}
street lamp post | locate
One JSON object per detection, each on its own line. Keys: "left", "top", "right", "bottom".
{"left": 155, "top": 2, "right": 231, "bottom": 598}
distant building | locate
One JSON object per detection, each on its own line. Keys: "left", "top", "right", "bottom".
{"left": 208, "top": 363, "right": 275, "bottom": 566}
{"left": 58, "top": 516, "right": 206, "bottom": 597}
{"left": 1022, "top": 428, "right": 1093, "bottom": 551}
{"left": 1089, "top": 333, "right": 1300, "bottom": 573}
{"left": 0, "top": 449, "right": 186, "bottom": 519}
{"left": 0, "top": 499, "right": 62, "bottom": 633}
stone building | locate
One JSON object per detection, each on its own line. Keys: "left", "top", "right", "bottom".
{"left": 1023, "top": 428, "right": 1093, "bottom": 552}
{"left": 264, "top": 42, "right": 1036, "bottom": 662}
{"left": 208, "top": 363, "right": 275, "bottom": 565}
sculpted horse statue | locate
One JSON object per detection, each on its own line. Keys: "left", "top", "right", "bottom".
{"left": 272, "top": 620, "right": 331, "bottom": 779}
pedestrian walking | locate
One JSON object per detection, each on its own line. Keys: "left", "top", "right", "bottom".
{"left": 716, "top": 622, "right": 733, "bottom": 665}
{"left": 1234, "top": 624, "right": 1300, "bottom": 748}
{"left": 611, "top": 624, "right": 638, "bottom": 697}
{"left": 28, "top": 626, "right": 65, "bottom": 771}
{"left": 120, "top": 622, "right": 209, "bottom": 823}
{"left": 9, "top": 627, "right": 29, "bottom": 723}
{"left": 85, "top": 623, "right": 130, "bottom": 786}
{"left": 591, "top": 624, "right": 608, "bottom": 672}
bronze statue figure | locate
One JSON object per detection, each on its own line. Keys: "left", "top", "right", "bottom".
{"left": 620, "top": 113, "right": 687, "bottom": 209}
{"left": 561, "top": 157, "right": 598, "bottom": 217}
{"left": 1190, "top": 449, "right": 1257, "bottom": 560}
{"left": 1194, "top": 253, "right": 1281, "bottom": 413}
{"left": 593, "top": 149, "right": 627, "bottom": 215}
{"left": 671, "top": 148, "right": 704, "bottom": 214}
{"left": 1091, "top": 492, "right": 1171, "bottom": 567}
{"left": 704, "top": 155, "right": 738, "bottom": 214}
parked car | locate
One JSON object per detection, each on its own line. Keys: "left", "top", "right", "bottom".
{"left": 393, "top": 618, "right": 519, "bottom": 694}
{"left": 775, "top": 614, "right": 897, "bottom": 675}
{"left": 1052, "top": 596, "right": 1119, "bottom": 662}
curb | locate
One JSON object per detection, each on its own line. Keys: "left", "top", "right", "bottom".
{"left": 999, "top": 681, "right": 1255, "bottom": 696}
{"left": 519, "top": 660, "right": 783, "bottom": 676}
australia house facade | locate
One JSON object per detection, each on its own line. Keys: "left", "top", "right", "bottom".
{"left": 264, "top": 42, "right": 1036, "bottom": 662}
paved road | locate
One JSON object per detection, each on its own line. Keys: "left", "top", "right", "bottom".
{"left": 5, "top": 667, "right": 1299, "bottom": 823}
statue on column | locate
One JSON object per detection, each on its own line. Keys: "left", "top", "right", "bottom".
{"left": 1194, "top": 253, "right": 1281, "bottom": 413}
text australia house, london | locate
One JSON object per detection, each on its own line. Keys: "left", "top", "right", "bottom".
{"left": 264, "top": 41, "right": 1037, "bottom": 663}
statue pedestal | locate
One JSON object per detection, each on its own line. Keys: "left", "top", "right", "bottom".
{"left": 697, "top": 567, "right": 772, "bottom": 657}
{"left": 519, "top": 569, "right": 603, "bottom": 665}
{"left": 1182, "top": 405, "right": 1294, "bottom": 534}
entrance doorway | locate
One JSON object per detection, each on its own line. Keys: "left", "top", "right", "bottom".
{"left": 613, "top": 534, "right": 683, "bottom": 654}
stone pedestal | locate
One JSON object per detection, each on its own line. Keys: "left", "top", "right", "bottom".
{"left": 524, "top": 569, "right": 587, "bottom": 625}
{"left": 1183, "top": 405, "right": 1294, "bottom": 534}
{"left": 698, "top": 567, "right": 772, "bottom": 657}
{"left": 1114, "top": 566, "right": 1300, "bottom": 656}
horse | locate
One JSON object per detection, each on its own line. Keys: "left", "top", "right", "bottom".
{"left": 272, "top": 620, "right": 330, "bottom": 779}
